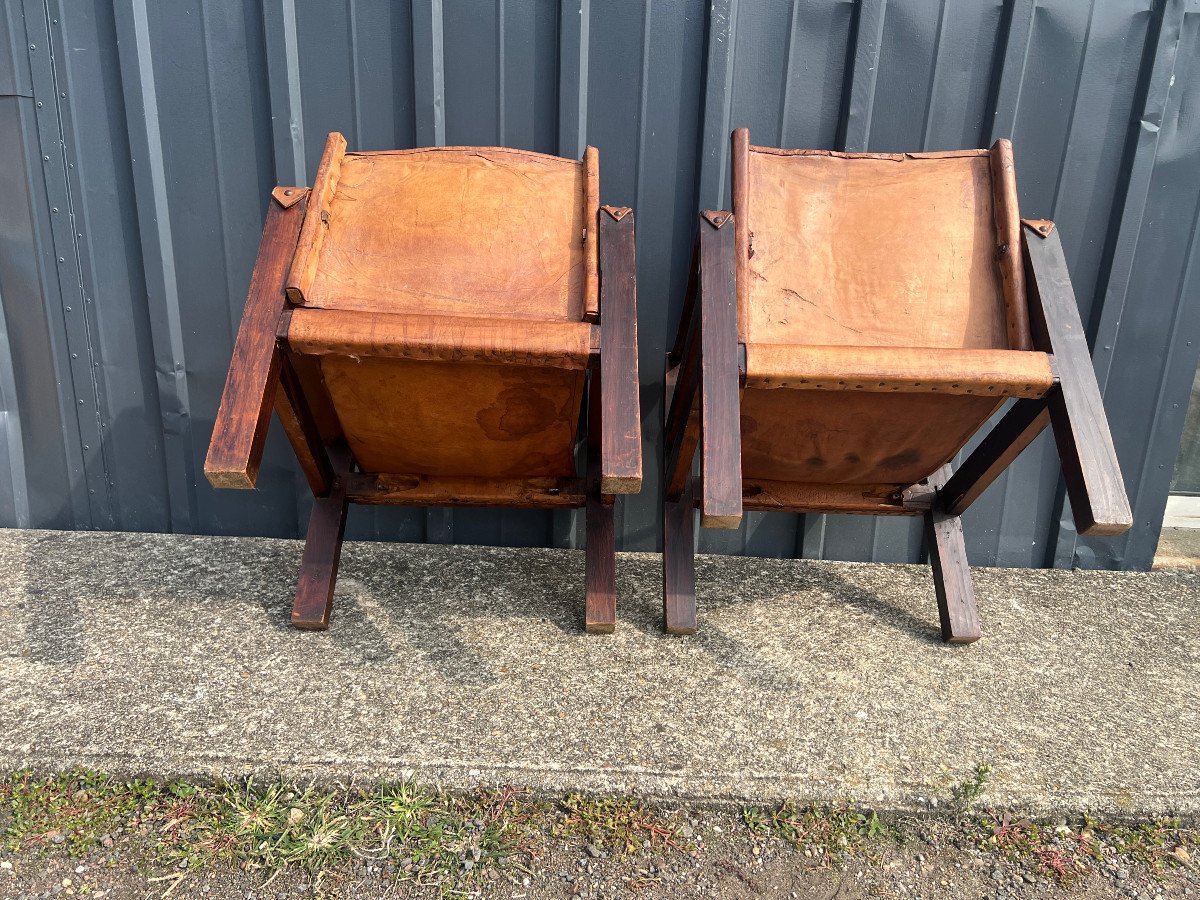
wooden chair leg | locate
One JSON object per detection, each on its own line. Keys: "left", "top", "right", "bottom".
{"left": 585, "top": 489, "right": 616, "bottom": 634}
{"left": 291, "top": 448, "right": 352, "bottom": 631}
{"left": 662, "top": 475, "right": 697, "bottom": 635}
{"left": 925, "top": 466, "right": 980, "bottom": 644}
{"left": 291, "top": 485, "right": 349, "bottom": 630}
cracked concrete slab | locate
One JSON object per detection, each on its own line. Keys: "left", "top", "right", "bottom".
{"left": 0, "top": 528, "right": 1196, "bottom": 818}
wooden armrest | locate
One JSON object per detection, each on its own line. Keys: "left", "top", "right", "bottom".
{"left": 598, "top": 207, "right": 642, "bottom": 494}
{"left": 205, "top": 194, "right": 308, "bottom": 490}
{"left": 283, "top": 308, "right": 594, "bottom": 369}
{"left": 697, "top": 211, "right": 742, "bottom": 528}
{"left": 1023, "top": 222, "right": 1132, "bottom": 536}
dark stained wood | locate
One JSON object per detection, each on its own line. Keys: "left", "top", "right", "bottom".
{"left": 940, "top": 397, "right": 1051, "bottom": 515}
{"left": 663, "top": 298, "right": 701, "bottom": 500}
{"left": 923, "top": 465, "right": 981, "bottom": 644}
{"left": 275, "top": 352, "right": 336, "bottom": 497}
{"left": 344, "top": 473, "right": 586, "bottom": 507}
{"left": 585, "top": 366, "right": 616, "bottom": 633}
{"left": 1024, "top": 224, "right": 1133, "bottom": 536}
{"left": 664, "top": 377, "right": 700, "bottom": 501}
{"left": 669, "top": 234, "right": 700, "bottom": 365}
{"left": 662, "top": 475, "right": 697, "bottom": 635}
{"left": 205, "top": 193, "right": 307, "bottom": 490}
{"left": 291, "top": 445, "right": 353, "bottom": 631}
{"left": 286, "top": 350, "right": 345, "bottom": 445}
{"left": 698, "top": 212, "right": 743, "bottom": 529}
{"left": 585, "top": 491, "right": 616, "bottom": 634}
{"left": 598, "top": 208, "right": 642, "bottom": 494}
{"left": 740, "top": 480, "right": 935, "bottom": 515}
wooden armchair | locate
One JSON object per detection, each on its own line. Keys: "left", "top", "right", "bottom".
{"left": 205, "top": 134, "right": 641, "bottom": 632}
{"left": 662, "top": 128, "right": 1132, "bottom": 641}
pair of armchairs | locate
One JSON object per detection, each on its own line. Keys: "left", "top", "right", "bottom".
{"left": 206, "top": 130, "right": 1131, "bottom": 643}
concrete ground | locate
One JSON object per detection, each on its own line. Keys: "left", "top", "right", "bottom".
{"left": 1156, "top": 526, "right": 1200, "bottom": 572}
{"left": 1, "top": 528, "right": 1197, "bottom": 819}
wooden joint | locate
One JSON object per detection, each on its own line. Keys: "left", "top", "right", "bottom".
{"left": 275, "top": 308, "right": 293, "bottom": 344}
{"left": 601, "top": 204, "right": 632, "bottom": 222}
{"left": 701, "top": 209, "right": 732, "bottom": 229}
{"left": 271, "top": 186, "right": 308, "bottom": 209}
{"left": 1022, "top": 218, "right": 1055, "bottom": 238}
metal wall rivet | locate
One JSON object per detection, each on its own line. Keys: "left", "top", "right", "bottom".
{"left": 66, "top": 306, "right": 72, "bottom": 311}
{"left": 36, "top": 101, "right": 43, "bottom": 108}
{"left": 58, "top": 257, "right": 65, "bottom": 263}
{"left": 71, "top": 353, "right": 77, "bottom": 359}
{"left": 29, "top": 44, "right": 36, "bottom": 51}
{"left": 52, "top": 207, "right": 59, "bottom": 213}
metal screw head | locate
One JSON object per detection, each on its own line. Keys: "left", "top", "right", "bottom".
{"left": 29, "top": 44, "right": 36, "bottom": 51}
{"left": 52, "top": 207, "right": 59, "bottom": 213}
{"left": 58, "top": 257, "right": 65, "bottom": 263}
{"left": 65, "top": 307, "right": 72, "bottom": 312}
{"left": 36, "top": 101, "right": 43, "bottom": 108}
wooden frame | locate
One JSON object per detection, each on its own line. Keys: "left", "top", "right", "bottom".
{"left": 206, "top": 139, "right": 641, "bottom": 632}
{"left": 661, "top": 130, "right": 1132, "bottom": 642}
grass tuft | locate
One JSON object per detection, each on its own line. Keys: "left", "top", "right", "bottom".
{"left": 741, "top": 802, "right": 893, "bottom": 866}
{"left": 552, "top": 794, "right": 685, "bottom": 856}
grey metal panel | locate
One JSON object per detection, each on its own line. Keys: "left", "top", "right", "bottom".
{"left": 0, "top": 0, "right": 90, "bottom": 531}
{"left": 0, "top": 0, "right": 1197, "bottom": 573}
{"left": 1075, "top": 0, "right": 1200, "bottom": 569}
{"left": 51, "top": 0, "right": 171, "bottom": 533}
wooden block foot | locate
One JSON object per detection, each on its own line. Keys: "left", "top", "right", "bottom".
{"left": 585, "top": 492, "right": 616, "bottom": 634}
{"left": 926, "top": 466, "right": 981, "bottom": 644}
{"left": 291, "top": 481, "right": 350, "bottom": 631}
{"left": 663, "top": 476, "right": 698, "bottom": 635}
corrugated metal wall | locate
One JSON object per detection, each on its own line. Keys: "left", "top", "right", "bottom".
{"left": 1, "top": 0, "right": 1197, "bottom": 571}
